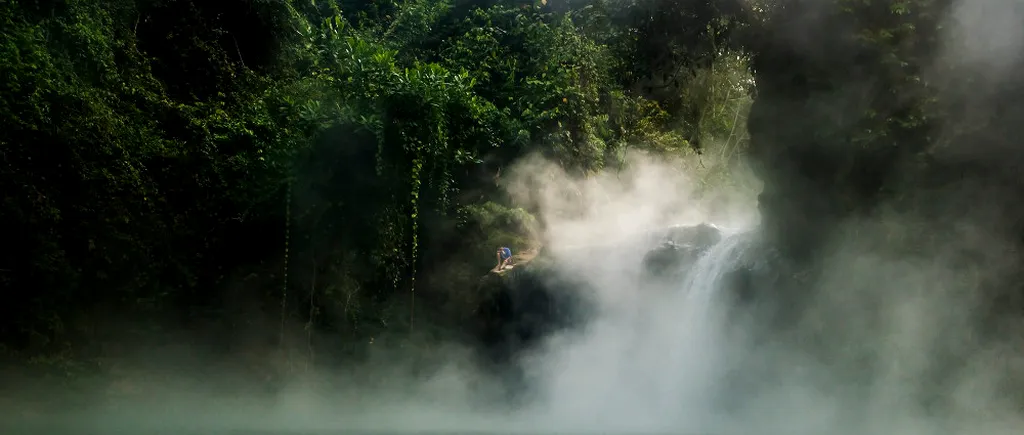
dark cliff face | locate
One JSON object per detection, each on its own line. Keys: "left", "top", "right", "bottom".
{"left": 735, "top": 2, "right": 1024, "bottom": 410}
{"left": 472, "top": 260, "right": 593, "bottom": 400}
{"left": 744, "top": 1, "right": 945, "bottom": 261}
{"left": 746, "top": 0, "right": 1024, "bottom": 318}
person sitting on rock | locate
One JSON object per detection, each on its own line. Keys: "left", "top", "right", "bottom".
{"left": 495, "top": 246, "right": 513, "bottom": 271}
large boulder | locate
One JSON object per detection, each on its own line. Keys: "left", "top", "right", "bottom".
{"left": 471, "top": 255, "right": 592, "bottom": 400}
{"left": 641, "top": 223, "right": 724, "bottom": 282}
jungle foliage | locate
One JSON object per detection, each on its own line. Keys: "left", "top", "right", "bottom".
{"left": 0, "top": 0, "right": 753, "bottom": 370}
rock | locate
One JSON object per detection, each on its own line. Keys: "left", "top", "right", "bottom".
{"left": 666, "top": 222, "right": 723, "bottom": 246}
{"left": 474, "top": 259, "right": 586, "bottom": 357}
{"left": 641, "top": 223, "right": 724, "bottom": 281}
{"left": 471, "top": 254, "right": 592, "bottom": 400}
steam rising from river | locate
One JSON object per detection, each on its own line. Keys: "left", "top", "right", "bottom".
{"left": 7, "top": 0, "right": 1024, "bottom": 434}
{"left": 499, "top": 146, "right": 1024, "bottom": 435}
{"left": 500, "top": 150, "right": 758, "bottom": 433}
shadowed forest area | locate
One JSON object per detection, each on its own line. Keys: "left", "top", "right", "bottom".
{"left": 1, "top": 0, "right": 755, "bottom": 377}
{"left": 4, "top": 0, "right": 1024, "bottom": 421}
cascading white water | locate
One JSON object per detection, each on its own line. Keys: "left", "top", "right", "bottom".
{"left": 683, "top": 230, "right": 758, "bottom": 302}
{"left": 639, "top": 230, "right": 758, "bottom": 428}
{"left": 523, "top": 227, "right": 760, "bottom": 434}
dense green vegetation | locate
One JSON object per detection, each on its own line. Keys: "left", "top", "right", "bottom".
{"left": 0, "top": 0, "right": 753, "bottom": 373}
{"left": 5, "top": 0, "right": 1023, "bottom": 390}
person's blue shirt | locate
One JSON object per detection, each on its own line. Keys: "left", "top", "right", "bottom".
{"left": 500, "top": 247, "right": 512, "bottom": 260}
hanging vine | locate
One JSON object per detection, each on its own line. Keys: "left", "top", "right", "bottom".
{"left": 409, "top": 153, "right": 422, "bottom": 332}
{"left": 280, "top": 176, "right": 291, "bottom": 350}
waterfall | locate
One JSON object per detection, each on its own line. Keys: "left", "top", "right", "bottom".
{"left": 642, "top": 230, "right": 757, "bottom": 427}
{"left": 683, "top": 230, "right": 758, "bottom": 302}
{"left": 523, "top": 227, "right": 761, "bottom": 434}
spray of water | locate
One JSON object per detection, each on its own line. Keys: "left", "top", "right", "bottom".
{"left": 504, "top": 165, "right": 763, "bottom": 435}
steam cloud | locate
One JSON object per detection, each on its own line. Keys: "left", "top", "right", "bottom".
{"left": 7, "top": 1, "right": 1024, "bottom": 434}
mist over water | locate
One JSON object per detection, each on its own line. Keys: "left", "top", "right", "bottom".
{"left": 5, "top": 150, "right": 768, "bottom": 435}
{"left": 11, "top": 138, "right": 1024, "bottom": 435}
{"left": 516, "top": 232, "right": 758, "bottom": 434}
{"left": 9, "top": 0, "right": 1024, "bottom": 434}
{"left": 9, "top": 150, "right": 1024, "bottom": 435}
